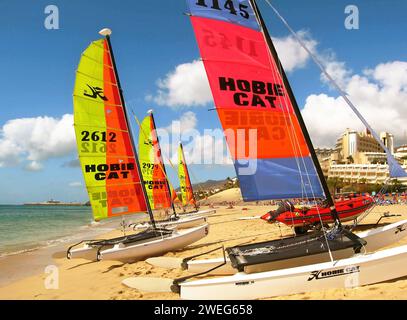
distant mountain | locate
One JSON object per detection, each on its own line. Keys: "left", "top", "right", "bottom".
{"left": 175, "top": 178, "right": 236, "bottom": 192}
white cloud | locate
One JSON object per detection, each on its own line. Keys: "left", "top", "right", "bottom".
{"left": 179, "top": 129, "right": 233, "bottom": 166}
{"left": 273, "top": 30, "right": 318, "bottom": 72}
{"left": 366, "top": 61, "right": 407, "bottom": 90}
{"left": 0, "top": 114, "right": 76, "bottom": 170}
{"left": 302, "top": 61, "right": 407, "bottom": 147}
{"left": 0, "top": 138, "right": 21, "bottom": 167}
{"left": 164, "top": 111, "right": 198, "bottom": 136}
{"left": 319, "top": 57, "right": 352, "bottom": 89}
{"left": 25, "top": 161, "right": 43, "bottom": 172}
{"left": 148, "top": 31, "right": 317, "bottom": 108}
{"left": 147, "top": 60, "right": 212, "bottom": 107}
{"left": 156, "top": 111, "right": 232, "bottom": 166}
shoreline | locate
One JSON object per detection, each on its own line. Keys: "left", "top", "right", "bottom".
{"left": 0, "top": 208, "right": 147, "bottom": 259}
{"left": 0, "top": 204, "right": 406, "bottom": 299}
{"left": 22, "top": 204, "right": 88, "bottom": 207}
{"left": 0, "top": 212, "right": 147, "bottom": 287}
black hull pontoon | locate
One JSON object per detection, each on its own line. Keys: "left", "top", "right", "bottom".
{"left": 226, "top": 227, "right": 365, "bottom": 274}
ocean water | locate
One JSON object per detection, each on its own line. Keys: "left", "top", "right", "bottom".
{"left": 0, "top": 205, "right": 96, "bottom": 256}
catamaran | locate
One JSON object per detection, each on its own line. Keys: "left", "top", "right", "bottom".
{"left": 128, "top": 0, "right": 407, "bottom": 298}
{"left": 132, "top": 110, "right": 208, "bottom": 230}
{"left": 67, "top": 28, "right": 209, "bottom": 262}
{"left": 177, "top": 142, "right": 217, "bottom": 216}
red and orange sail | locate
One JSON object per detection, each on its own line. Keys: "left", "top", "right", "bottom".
{"left": 186, "top": 0, "right": 324, "bottom": 201}
{"left": 138, "top": 113, "right": 174, "bottom": 210}
{"left": 73, "top": 38, "right": 147, "bottom": 221}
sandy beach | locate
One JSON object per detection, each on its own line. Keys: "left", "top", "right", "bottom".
{"left": 1, "top": 190, "right": 407, "bottom": 300}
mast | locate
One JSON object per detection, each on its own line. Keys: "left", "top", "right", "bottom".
{"left": 180, "top": 142, "right": 198, "bottom": 211}
{"left": 248, "top": 1, "right": 341, "bottom": 225}
{"left": 102, "top": 29, "right": 157, "bottom": 229}
{"left": 149, "top": 110, "right": 178, "bottom": 216}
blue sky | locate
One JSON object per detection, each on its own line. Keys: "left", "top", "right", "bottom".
{"left": 0, "top": 0, "right": 406, "bottom": 204}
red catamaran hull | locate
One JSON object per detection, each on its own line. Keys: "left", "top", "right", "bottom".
{"left": 261, "top": 196, "right": 374, "bottom": 227}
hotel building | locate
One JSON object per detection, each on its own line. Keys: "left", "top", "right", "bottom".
{"left": 315, "top": 129, "right": 407, "bottom": 185}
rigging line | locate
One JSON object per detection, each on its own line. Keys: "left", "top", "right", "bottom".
{"left": 278, "top": 106, "right": 305, "bottom": 232}
{"left": 351, "top": 177, "right": 390, "bottom": 229}
{"left": 278, "top": 77, "right": 307, "bottom": 199}
{"left": 257, "top": 1, "right": 321, "bottom": 235}
{"left": 277, "top": 63, "right": 331, "bottom": 243}
{"left": 254, "top": 0, "right": 334, "bottom": 260}
{"left": 254, "top": 1, "right": 312, "bottom": 202}
{"left": 250, "top": 1, "right": 306, "bottom": 202}
{"left": 347, "top": 174, "right": 389, "bottom": 229}
{"left": 264, "top": 37, "right": 306, "bottom": 199}
{"left": 104, "top": 35, "right": 156, "bottom": 229}
{"left": 262, "top": 17, "right": 307, "bottom": 200}
{"left": 265, "top": 20, "right": 318, "bottom": 202}
{"left": 262, "top": 41, "right": 304, "bottom": 233}
{"left": 280, "top": 61, "right": 334, "bottom": 262}
{"left": 263, "top": 0, "right": 405, "bottom": 179}
{"left": 278, "top": 86, "right": 324, "bottom": 206}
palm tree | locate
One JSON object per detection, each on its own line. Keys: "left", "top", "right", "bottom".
{"left": 327, "top": 177, "right": 344, "bottom": 197}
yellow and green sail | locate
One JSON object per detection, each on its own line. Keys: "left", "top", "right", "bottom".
{"left": 138, "top": 114, "right": 173, "bottom": 210}
{"left": 178, "top": 143, "right": 196, "bottom": 207}
{"left": 73, "top": 38, "right": 147, "bottom": 221}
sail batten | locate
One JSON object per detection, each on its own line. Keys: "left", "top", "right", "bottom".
{"left": 75, "top": 71, "right": 118, "bottom": 87}
{"left": 187, "top": 0, "right": 324, "bottom": 201}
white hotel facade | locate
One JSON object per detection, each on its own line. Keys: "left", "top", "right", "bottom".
{"left": 316, "top": 129, "right": 407, "bottom": 185}
{"left": 329, "top": 164, "right": 406, "bottom": 184}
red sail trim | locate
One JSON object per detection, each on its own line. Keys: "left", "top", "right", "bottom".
{"left": 103, "top": 39, "right": 147, "bottom": 216}
{"left": 150, "top": 116, "right": 172, "bottom": 209}
{"left": 181, "top": 147, "right": 196, "bottom": 206}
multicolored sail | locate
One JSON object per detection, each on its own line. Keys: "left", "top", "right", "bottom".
{"left": 138, "top": 114, "right": 174, "bottom": 210}
{"left": 73, "top": 37, "right": 147, "bottom": 221}
{"left": 171, "top": 184, "right": 181, "bottom": 204}
{"left": 186, "top": 0, "right": 324, "bottom": 201}
{"left": 178, "top": 143, "right": 196, "bottom": 207}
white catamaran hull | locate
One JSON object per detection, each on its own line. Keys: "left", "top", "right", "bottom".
{"left": 180, "top": 244, "right": 407, "bottom": 300}
{"left": 68, "top": 244, "right": 102, "bottom": 261}
{"left": 181, "top": 209, "right": 216, "bottom": 217}
{"left": 135, "top": 215, "right": 207, "bottom": 230}
{"left": 68, "top": 224, "right": 209, "bottom": 261}
{"left": 99, "top": 224, "right": 209, "bottom": 262}
{"left": 185, "top": 220, "right": 407, "bottom": 275}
